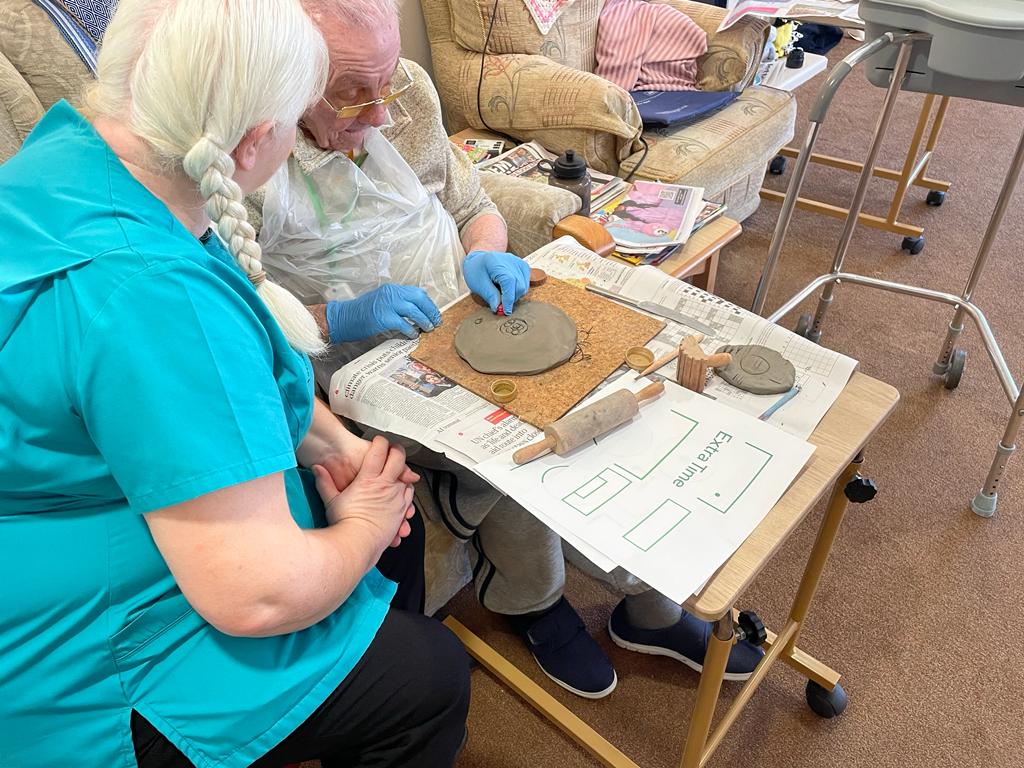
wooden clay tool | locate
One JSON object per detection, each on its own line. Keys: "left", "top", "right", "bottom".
{"left": 633, "top": 333, "right": 705, "bottom": 380}
{"left": 676, "top": 335, "right": 731, "bottom": 394}
{"left": 511, "top": 381, "right": 665, "bottom": 465}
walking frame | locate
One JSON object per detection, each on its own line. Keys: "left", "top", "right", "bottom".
{"left": 752, "top": 31, "right": 1024, "bottom": 518}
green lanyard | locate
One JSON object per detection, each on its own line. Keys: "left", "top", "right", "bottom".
{"left": 297, "top": 151, "right": 368, "bottom": 228}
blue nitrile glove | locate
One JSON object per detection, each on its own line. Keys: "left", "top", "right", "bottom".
{"left": 325, "top": 284, "right": 442, "bottom": 343}
{"left": 463, "top": 250, "right": 531, "bottom": 314}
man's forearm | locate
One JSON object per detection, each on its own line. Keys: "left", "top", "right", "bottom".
{"left": 461, "top": 212, "right": 508, "bottom": 255}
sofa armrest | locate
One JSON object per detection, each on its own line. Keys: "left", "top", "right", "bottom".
{"left": 434, "top": 46, "right": 642, "bottom": 174}
{"left": 651, "top": 0, "right": 770, "bottom": 91}
{"left": 0, "top": 52, "right": 44, "bottom": 161}
{"left": 479, "top": 173, "right": 581, "bottom": 257}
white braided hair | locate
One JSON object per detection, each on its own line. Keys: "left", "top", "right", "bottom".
{"left": 87, "top": 0, "right": 329, "bottom": 354}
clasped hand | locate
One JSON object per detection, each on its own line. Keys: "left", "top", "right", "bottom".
{"left": 326, "top": 284, "right": 442, "bottom": 343}
{"left": 312, "top": 436, "right": 418, "bottom": 549}
{"left": 463, "top": 250, "right": 530, "bottom": 314}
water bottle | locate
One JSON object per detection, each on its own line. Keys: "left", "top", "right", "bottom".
{"left": 547, "top": 149, "right": 591, "bottom": 218}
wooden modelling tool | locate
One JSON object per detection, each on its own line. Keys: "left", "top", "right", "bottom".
{"left": 676, "top": 335, "right": 732, "bottom": 394}
{"left": 511, "top": 381, "right": 665, "bottom": 465}
{"left": 632, "top": 333, "right": 705, "bottom": 380}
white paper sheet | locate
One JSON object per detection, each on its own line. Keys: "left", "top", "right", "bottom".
{"left": 475, "top": 377, "right": 816, "bottom": 603}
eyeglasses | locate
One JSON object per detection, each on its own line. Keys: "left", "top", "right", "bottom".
{"left": 320, "top": 59, "right": 413, "bottom": 119}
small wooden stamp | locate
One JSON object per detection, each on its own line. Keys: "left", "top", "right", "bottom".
{"left": 675, "top": 335, "right": 732, "bottom": 394}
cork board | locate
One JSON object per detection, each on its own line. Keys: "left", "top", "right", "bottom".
{"left": 412, "top": 278, "right": 665, "bottom": 427}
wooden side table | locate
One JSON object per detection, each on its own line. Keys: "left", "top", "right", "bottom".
{"left": 445, "top": 372, "right": 900, "bottom": 768}
{"left": 608, "top": 216, "right": 742, "bottom": 294}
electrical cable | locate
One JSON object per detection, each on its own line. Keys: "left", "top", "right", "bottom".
{"left": 622, "top": 134, "right": 649, "bottom": 183}
{"left": 476, "top": 0, "right": 505, "bottom": 138}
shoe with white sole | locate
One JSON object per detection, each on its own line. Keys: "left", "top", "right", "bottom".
{"left": 511, "top": 597, "right": 617, "bottom": 699}
{"left": 607, "top": 598, "right": 763, "bottom": 682}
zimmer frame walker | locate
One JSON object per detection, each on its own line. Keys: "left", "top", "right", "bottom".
{"left": 752, "top": 32, "right": 1023, "bottom": 518}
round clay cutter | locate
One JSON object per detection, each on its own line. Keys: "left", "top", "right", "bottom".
{"left": 489, "top": 379, "right": 518, "bottom": 404}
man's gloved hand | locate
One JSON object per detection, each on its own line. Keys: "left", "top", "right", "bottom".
{"left": 463, "top": 250, "right": 530, "bottom": 314}
{"left": 326, "top": 285, "right": 441, "bottom": 343}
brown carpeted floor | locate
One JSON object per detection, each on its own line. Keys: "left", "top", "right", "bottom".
{"left": 449, "top": 37, "right": 1024, "bottom": 768}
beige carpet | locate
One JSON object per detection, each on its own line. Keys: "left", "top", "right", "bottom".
{"left": 449, "top": 37, "right": 1024, "bottom": 768}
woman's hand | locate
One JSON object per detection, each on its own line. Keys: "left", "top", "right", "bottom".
{"left": 313, "top": 436, "right": 417, "bottom": 549}
{"left": 315, "top": 435, "right": 420, "bottom": 495}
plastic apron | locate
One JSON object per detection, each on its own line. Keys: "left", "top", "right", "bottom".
{"left": 260, "top": 128, "right": 467, "bottom": 388}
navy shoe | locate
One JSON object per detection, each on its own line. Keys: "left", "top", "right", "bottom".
{"left": 607, "top": 599, "right": 764, "bottom": 682}
{"left": 511, "top": 597, "right": 617, "bottom": 699}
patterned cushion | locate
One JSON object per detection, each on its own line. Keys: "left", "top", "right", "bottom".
{"left": 449, "top": 0, "right": 606, "bottom": 72}
{"left": 620, "top": 86, "right": 795, "bottom": 194}
{"left": 0, "top": 0, "right": 92, "bottom": 111}
{"left": 0, "top": 52, "right": 44, "bottom": 156}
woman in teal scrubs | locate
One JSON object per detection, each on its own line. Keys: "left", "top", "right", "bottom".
{"left": 0, "top": 1, "right": 468, "bottom": 766}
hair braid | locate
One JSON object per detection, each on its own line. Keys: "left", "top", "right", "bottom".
{"left": 184, "top": 137, "right": 326, "bottom": 355}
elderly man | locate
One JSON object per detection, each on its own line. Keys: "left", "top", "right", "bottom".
{"left": 255, "top": 0, "right": 763, "bottom": 698}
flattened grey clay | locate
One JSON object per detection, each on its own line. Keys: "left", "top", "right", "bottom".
{"left": 455, "top": 301, "right": 577, "bottom": 375}
{"left": 715, "top": 344, "right": 796, "bottom": 394}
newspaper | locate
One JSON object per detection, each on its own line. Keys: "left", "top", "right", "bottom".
{"left": 718, "top": 0, "right": 856, "bottom": 32}
{"left": 327, "top": 338, "right": 541, "bottom": 467}
{"left": 526, "top": 238, "right": 859, "bottom": 440}
{"left": 476, "top": 141, "right": 627, "bottom": 211}
{"left": 594, "top": 180, "right": 705, "bottom": 250}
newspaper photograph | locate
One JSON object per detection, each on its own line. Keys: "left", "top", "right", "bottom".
{"left": 327, "top": 339, "right": 540, "bottom": 468}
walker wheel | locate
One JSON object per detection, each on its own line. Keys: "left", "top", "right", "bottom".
{"left": 943, "top": 347, "right": 966, "bottom": 390}
{"left": 806, "top": 680, "right": 848, "bottom": 719}
{"left": 926, "top": 190, "right": 946, "bottom": 206}
{"left": 769, "top": 155, "right": 787, "bottom": 175}
{"left": 901, "top": 235, "right": 925, "bottom": 255}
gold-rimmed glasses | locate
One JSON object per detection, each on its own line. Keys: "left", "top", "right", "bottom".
{"left": 320, "top": 59, "right": 412, "bottom": 119}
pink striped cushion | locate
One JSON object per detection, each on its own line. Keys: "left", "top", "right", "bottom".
{"left": 595, "top": 0, "right": 708, "bottom": 92}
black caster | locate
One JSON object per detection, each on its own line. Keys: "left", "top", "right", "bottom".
{"left": 806, "top": 680, "right": 848, "bottom": 718}
{"left": 926, "top": 190, "right": 946, "bottom": 206}
{"left": 769, "top": 155, "right": 787, "bottom": 175}
{"left": 844, "top": 475, "right": 878, "bottom": 503}
{"left": 901, "top": 235, "right": 925, "bottom": 255}
{"left": 943, "top": 347, "right": 966, "bottom": 390}
{"left": 794, "top": 314, "right": 821, "bottom": 343}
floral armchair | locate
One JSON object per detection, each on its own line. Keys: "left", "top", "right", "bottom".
{"left": 421, "top": 0, "right": 797, "bottom": 221}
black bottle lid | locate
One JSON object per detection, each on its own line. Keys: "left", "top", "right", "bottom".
{"left": 551, "top": 149, "right": 587, "bottom": 179}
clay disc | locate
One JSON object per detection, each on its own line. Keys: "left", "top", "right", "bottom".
{"left": 715, "top": 344, "right": 796, "bottom": 394}
{"left": 455, "top": 301, "right": 577, "bottom": 375}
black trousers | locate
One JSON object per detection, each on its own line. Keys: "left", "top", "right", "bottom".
{"left": 133, "top": 513, "right": 470, "bottom": 767}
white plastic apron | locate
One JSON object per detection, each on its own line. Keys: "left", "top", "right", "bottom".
{"left": 259, "top": 128, "right": 466, "bottom": 309}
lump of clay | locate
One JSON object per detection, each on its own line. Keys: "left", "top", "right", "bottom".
{"left": 715, "top": 344, "right": 796, "bottom": 394}
{"left": 455, "top": 301, "right": 577, "bottom": 375}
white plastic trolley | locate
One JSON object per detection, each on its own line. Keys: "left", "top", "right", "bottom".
{"left": 752, "top": 0, "right": 1024, "bottom": 518}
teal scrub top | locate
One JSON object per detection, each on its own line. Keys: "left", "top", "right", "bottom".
{"left": 0, "top": 102, "right": 396, "bottom": 768}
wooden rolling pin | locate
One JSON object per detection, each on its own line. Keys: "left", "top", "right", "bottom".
{"left": 512, "top": 381, "right": 665, "bottom": 465}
